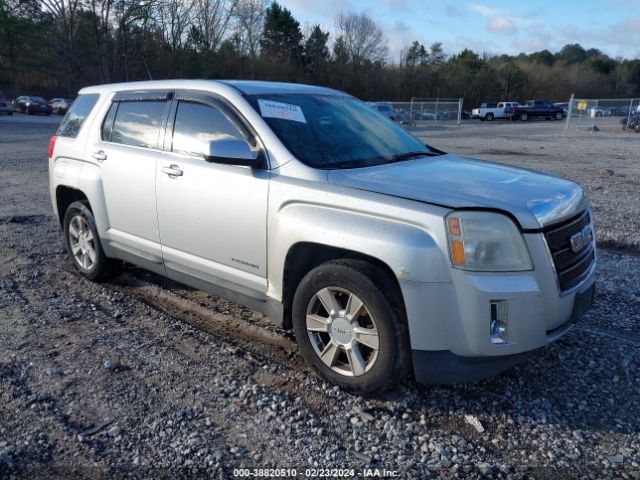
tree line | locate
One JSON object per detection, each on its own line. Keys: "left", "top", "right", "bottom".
{"left": 1, "top": 0, "right": 639, "bottom": 108}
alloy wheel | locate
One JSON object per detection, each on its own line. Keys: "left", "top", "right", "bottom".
{"left": 68, "top": 214, "right": 96, "bottom": 271}
{"left": 305, "top": 287, "right": 379, "bottom": 377}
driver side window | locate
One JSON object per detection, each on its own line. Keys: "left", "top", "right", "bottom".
{"left": 171, "top": 101, "right": 247, "bottom": 157}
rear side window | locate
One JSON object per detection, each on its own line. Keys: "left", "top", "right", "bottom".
{"left": 57, "top": 94, "right": 99, "bottom": 138}
{"left": 110, "top": 101, "right": 166, "bottom": 148}
{"left": 172, "top": 101, "right": 246, "bottom": 156}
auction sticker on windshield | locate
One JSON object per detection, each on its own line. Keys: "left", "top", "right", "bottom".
{"left": 258, "top": 99, "right": 306, "bottom": 123}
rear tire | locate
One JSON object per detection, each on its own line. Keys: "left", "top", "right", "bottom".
{"left": 554, "top": 112, "right": 563, "bottom": 120}
{"left": 520, "top": 113, "right": 529, "bottom": 121}
{"left": 485, "top": 113, "right": 494, "bottom": 121}
{"left": 292, "top": 259, "right": 410, "bottom": 396}
{"left": 63, "top": 201, "right": 122, "bottom": 282}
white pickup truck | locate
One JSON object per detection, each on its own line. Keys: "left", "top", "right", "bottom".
{"left": 472, "top": 101, "right": 521, "bottom": 121}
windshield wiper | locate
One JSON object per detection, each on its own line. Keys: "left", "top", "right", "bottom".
{"left": 389, "top": 151, "right": 437, "bottom": 163}
{"left": 322, "top": 158, "right": 387, "bottom": 169}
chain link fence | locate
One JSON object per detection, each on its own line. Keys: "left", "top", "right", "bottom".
{"left": 382, "top": 98, "right": 463, "bottom": 128}
{"left": 564, "top": 94, "right": 640, "bottom": 135}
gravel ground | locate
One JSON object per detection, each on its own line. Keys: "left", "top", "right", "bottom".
{"left": 0, "top": 115, "right": 639, "bottom": 479}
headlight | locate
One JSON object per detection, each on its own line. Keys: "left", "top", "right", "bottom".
{"left": 445, "top": 211, "right": 532, "bottom": 271}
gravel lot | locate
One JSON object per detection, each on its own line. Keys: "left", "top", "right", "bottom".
{"left": 1, "top": 115, "right": 639, "bottom": 479}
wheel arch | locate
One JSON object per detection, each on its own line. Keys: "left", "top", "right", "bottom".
{"left": 55, "top": 185, "right": 90, "bottom": 225}
{"left": 281, "top": 242, "right": 405, "bottom": 329}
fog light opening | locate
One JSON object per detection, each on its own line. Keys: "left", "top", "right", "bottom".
{"left": 490, "top": 300, "right": 508, "bottom": 344}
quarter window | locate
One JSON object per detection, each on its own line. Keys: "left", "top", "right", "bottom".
{"left": 110, "top": 101, "right": 167, "bottom": 148}
{"left": 57, "top": 94, "right": 99, "bottom": 138}
{"left": 172, "top": 101, "right": 246, "bottom": 157}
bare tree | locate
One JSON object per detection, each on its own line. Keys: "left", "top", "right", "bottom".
{"left": 334, "top": 12, "right": 388, "bottom": 64}
{"left": 234, "top": 0, "right": 265, "bottom": 57}
{"left": 156, "top": 0, "right": 195, "bottom": 52}
{"left": 40, "top": 0, "right": 82, "bottom": 50}
{"left": 192, "top": 0, "right": 238, "bottom": 54}
{"left": 111, "top": 0, "right": 157, "bottom": 81}
{"left": 87, "top": 0, "right": 116, "bottom": 82}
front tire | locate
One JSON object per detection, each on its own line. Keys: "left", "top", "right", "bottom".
{"left": 520, "top": 113, "right": 529, "bottom": 121}
{"left": 292, "top": 259, "right": 410, "bottom": 395}
{"left": 485, "top": 113, "right": 494, "bottom": 121}
{"left": 554, "top": 112, "right": 563, "bottom": 120}
{"left": 63, "top": 201, "right": 122, "bottom": 282}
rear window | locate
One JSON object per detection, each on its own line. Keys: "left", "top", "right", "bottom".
{"left": 57, "top": 94, "right": 99, "bottom": 138}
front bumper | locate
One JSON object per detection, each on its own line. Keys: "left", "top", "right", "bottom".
{"left": 404, "top": 232, "right": 596, "bottom": 384}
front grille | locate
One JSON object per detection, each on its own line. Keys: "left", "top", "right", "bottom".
{"left": 544, "top": 211, "right": 595, "bottom": 292}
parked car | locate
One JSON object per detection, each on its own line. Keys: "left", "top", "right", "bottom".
{"left": 49, "top": 97, "right": 72, "bottom": 115}
{"left": 472, "top": 101, "right": 521, "bottom": 121}
{"left": 0, "top": 91, "right": 13, "bottom": 115}
{"left": 511, "top": 100, "right": 564, "bottom": 121}
{"left": 607, "top": 105, "right": 631, "bottom": 117}
{"left": 13, "top": 96, "right": 53, "bottom": 115}
{"left": 554, "top": 102, "right": 569, "bottom": 115}
{"left": 366, "top": 101, "right": 397, "bottom": 121}
{"left": 394, "top": 108, "right": 411, "bottom": 125}
{"left": 588, "top": 106, "right": 608, "bottom": 117}
{"left": 49, "top": 80, "right": 596, "bottom": 394}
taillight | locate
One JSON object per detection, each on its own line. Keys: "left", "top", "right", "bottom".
{"left": 49, "top": 135, "right": 58, "bottom": 159}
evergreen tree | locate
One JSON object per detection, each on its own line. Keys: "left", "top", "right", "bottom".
{"left": 405, "top": 41, "right": 427, "bottom": 66}
{"left": 304, "top": 25, "right": 329, "bottom": 77}
{"left": 260, "top": 1, "right": 302, "bottom": 64}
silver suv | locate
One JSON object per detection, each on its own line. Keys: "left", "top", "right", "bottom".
{"left": 49, "top": 80, "right": 596, "bottom": 394}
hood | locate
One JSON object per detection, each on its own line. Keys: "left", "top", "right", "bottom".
{"left": 328, "top": 153, "right": 587, "bottom": 229}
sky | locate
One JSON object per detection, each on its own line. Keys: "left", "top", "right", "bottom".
{"left": 280, "top": 0, "right": 640, "bottom": 62}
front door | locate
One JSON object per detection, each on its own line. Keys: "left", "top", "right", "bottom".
{"left": 156, "top": 95, "right": 269, "bottom": 300}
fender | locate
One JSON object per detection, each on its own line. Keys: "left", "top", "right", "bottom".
{"left": 52, "top": 158, "right": 114, "bottom": 257}
{"left": 267, "top": 202, "right": 452, "bottom": 302}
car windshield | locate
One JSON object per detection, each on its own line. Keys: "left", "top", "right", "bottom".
{"left": 247, "top": 93, "right": 432, "bottom": 169}
{"left": 31, "top": 97, "right": 47, "bottom": 103}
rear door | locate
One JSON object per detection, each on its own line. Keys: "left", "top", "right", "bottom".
{"left": 91, "top": 91, "right": 172, "bottom": 272}
{"left": 155, "top": 91, "right": 269, "bottom": 300}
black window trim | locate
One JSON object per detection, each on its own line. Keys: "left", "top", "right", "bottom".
{"left": 101, "top": 89, "right": 173, "bottom": 150}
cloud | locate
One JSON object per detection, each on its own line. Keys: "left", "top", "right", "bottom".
{"left": 487, "top": 16, "right": 518, "bottom": 35}
{"left": 468, "top": 3, "right": 502, "bottom": 17}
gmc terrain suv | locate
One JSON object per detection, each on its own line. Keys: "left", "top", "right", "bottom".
{"left": 49, "top": 80, "right": 596, "bottom": 394}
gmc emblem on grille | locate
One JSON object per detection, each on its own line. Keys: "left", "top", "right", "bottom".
{"left": 570, "top": 225, "right": 593, "bottom": 253}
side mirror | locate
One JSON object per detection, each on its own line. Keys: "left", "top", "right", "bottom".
{"left": 203, "top": 138, "right": 261, "bottom": 168}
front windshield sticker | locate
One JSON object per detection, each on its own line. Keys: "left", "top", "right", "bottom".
{"left": 258, "top": 99, "right": 306, "bottom": 123}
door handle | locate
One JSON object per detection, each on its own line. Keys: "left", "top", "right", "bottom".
{"left": 162, "top": 164, "right": 183, "bottom": 177}
{"left": 92, "top": 150, "right": 107, "bottom": 162}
